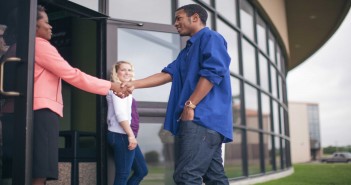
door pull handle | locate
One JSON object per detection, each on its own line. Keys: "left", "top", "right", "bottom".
{"left": 0, "top": 57, "right": 21, "bottom": 96}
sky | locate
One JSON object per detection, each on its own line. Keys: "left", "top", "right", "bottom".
{"left": 287, "top": 9, "right": 351, "bottom": 147}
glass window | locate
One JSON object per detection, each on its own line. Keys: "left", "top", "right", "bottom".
{"left": 225, "top": 128, "right": 243, "bottom": 178}
{"left": 231, "top": 77, "right": 241, "bottom": 125}
{"left": 275, "top": 136, "right": 281, "bottom": 170}
{"left": 69, "top": 0, "right": 98, "bottom": 11}
{"left": 217, "top": 20, "right": 239, "bottom": 75}
{"left": 264, "top": 134, "right": 273, "bottom": 172}
{"left": 276, "top": 47, "right": 281, "bottom": 71}
{"left": 240, "top": 0, "right": 254, "bottom": 41}
{"left": 242, "top": 40, "right": 256, "bottom": 83}
{"left": 270, "top": 65, "right": 277, "bottom": 98}
{"left": 109, "top": 0, "right": 172, "bottom": 25}
{"left": 259, "top": 54, "right": 269, "bottom": 92}
{"left": 280, "top": 107, "right": 285, "bottom": 136}
{"left": 278, "top": 76, "right": 283, "bottom": 102}
{"left": 215, "top": 0, "right": 237, "bottom": 26}
{"left": 117, "top": 28, "right": 180, "bottom": 102}
{"left": 272, "top": 101, "right": 280, "bottom": 134}
{"left": 261, "top": 93, "right": 271, "bottom": 132}
{"left": 247, "top": 131, "right": 261, "bottom": 175}
{"left": 256, "top": 15, "right": 267, "bottom": 53}
{"left": 268, "top": 31, "right": 275, "bottom": 62}
{"left": 244, "top": 84, "right": 258, "bottom": 129}
{"left": 138, "top": 123, "right": 175, "bottom": 184}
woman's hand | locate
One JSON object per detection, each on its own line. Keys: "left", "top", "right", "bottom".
{"left": 128, "top": 136, "right": 137, "bottom": 150}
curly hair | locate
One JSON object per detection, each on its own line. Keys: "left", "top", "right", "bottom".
{"left": 110, "top": 61, "right": 135, "bottom": 83}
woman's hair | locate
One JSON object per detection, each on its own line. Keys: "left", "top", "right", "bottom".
{"left": 110, "top": 61, "right": 134, "bottom": 83}
{"left": 37, "top": 5, "right": 46, "bottom": 20}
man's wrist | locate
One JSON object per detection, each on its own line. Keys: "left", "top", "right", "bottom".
{"left": 185, "top": 100, "right": 196, "bottom": 109}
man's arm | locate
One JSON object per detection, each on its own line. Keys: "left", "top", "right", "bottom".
{"left": 181, "top": 77, "right": 214, "bottom": 120}
{"left": 125, "top": 72, "right": 172, "bottom": 89}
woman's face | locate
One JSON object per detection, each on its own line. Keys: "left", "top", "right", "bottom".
{"left": 117, "top": 63, "right": 133, "bottom": 82}
{"left": 36, "top": 11, "right": 52, "bottom": 40}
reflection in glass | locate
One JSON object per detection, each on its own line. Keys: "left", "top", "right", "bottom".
{"left": 215, "top": 0, "right": 237, "bottom": 26}
{"left": 244, "top": 84, "right": 258, "bottom": 129}
{"left": 280, "top": 107, "right": 285, "bottom": 136}
{"left": 259, "top": 54, "right": 269, "bottom": 92}
{"left": 268, "top": 31, "right": 275, "bottom": 62}
{"left": 270, "top": 65, "right": 277, "bottom": 98}
{"left": 272, "top": 101, "right": 280, "bottom": 134}
{"left": 261, "top": 93, "right": 271, "bottom": 132}
{"left": 109, "top": 0, "right": 172, "bottom": 24}
{"left": 276, "top": 47, "right": 281, "bottom": 71}
{"left": 217, "top": 20, "right": 239, "bottom": 75}
{"left": 247, "top": 131, "right": 261, "bottom": 175}
{"left": 231, "top": 77, "right": 241, "bottom": 125}
{"left": 256, "top": 15, "right": 267, "bottom": 53}
{"left": 225, "top": 128, "right": 243, "bottom": 178}
{"left": 69, "top": 0, "right": 98, "bottom": 11}
{"left": 117, "top": 28, "right": 180, "bottom": 102}
{"left": 138, "top": 123, "right": 176, "bottom": 185}
{"left": 240, "top": 0, "right": 254, "bottom": 41}
{"left": 275, "top": 136, "right": 281, "bottom": 170}
{"left": 264, "top": 134, "right": 273, "bottom": 172}
{"left": 242, "top": 40, "right": 256, "bottom": 83}
{"left": 278, "top": 76, "right": 284, "bottom": 102}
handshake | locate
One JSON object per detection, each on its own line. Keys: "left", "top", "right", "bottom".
{"left": 110, "top": 81, "right": 135, "bottom": 98}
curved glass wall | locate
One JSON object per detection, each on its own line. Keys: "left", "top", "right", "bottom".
{"left": 106, "top": 0, "right": 290, "bottom": 183}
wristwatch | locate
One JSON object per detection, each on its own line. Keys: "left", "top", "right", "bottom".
{"left": 185, "top": 100, "right": 196, "bottom": 109}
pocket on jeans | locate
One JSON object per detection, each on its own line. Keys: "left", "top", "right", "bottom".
{"left": 204, "top": 129, "right": 221, "bottom": 147}
{"left": 179, "top": 120, "right": 196, "bottom": 136}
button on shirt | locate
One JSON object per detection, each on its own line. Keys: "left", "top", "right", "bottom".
{"left": 162, "top": 27, "right": 233, "bottom": 143}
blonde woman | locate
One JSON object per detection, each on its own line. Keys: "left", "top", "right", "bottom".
{"left": 106, "top": 61, "right": 148, "bottom": 185}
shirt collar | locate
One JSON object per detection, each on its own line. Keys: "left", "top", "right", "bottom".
{"left": 187, "top": 27, "right": 209, "bottom": 46}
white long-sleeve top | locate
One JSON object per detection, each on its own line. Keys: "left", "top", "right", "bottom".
{"left": 106, "top": 90, "right": 132, "bottom": 134}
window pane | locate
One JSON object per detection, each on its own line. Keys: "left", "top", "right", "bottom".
{"left": 276, "top": 47, "right": 281, "bottom": 71}
{"left": 245, "top": 84, "right": 258, "bottom": 129}
{"left": 217, "top": 20, "right": 239, "bottom": 75}
{"left": 261, "top": 93, "right": 271, "bottom": 132}
{"left": 264, "top": 134, "right": 273, "bottom": 172}
{"left": 240, "top": 0, "right": 254, "bottom": 41}
{"left": 225, "top": 128, "right": 243, "bottom": 178}
{"left": 231, "top": 77, "right": 241, "bottom": 125}
{"left": 256, "top": 15, "right": 267, "bottom": 53}
{"left": 280, "top": 107, "right": 285, "bottom": 136}
{"left": 268, "top": 31, "right": 275, "bottom": 62}
{"left": 275, "top": 136, "right": 281, "bottom": 170}
{"left": 109, "top": 0, "right": 172, "bottom": 24}
{"left": 270, "top": 65, "right": 277, "bottom": 98}
{"left": 242, "top": 40, "right": 256, "bottom": 83}
{"left": 272, "top": 101, "right": 279, "bottom": 134}
{"left": 247, "top": 131, "right": 261, "bottom": 175}
{"left": 69, "top": 0, "right": 98, "bottom": 11}
{"left": 117, "top": 28, "right": 180, "bottom": 102}
{"left": 278, "top": 76, "right": 283, "bottom": 102}
{"left": 138, "top": 123, "right": 175, "bottom": 185}
{"left": 259, "top": 54, "right": 269, "bottom": 92}
{"left": 215, "top": 0, "right": 237, "bottom": 26}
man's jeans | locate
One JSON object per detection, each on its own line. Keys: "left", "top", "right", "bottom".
{"left": 173, "top": 121, "right": 229, "bottom": 185}
{"left": 107, "top": 131, "right": 148, "bottom": 185}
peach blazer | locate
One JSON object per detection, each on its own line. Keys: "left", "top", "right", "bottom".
{"left": 34, "top": 37, "right": 111, "bottom": 117}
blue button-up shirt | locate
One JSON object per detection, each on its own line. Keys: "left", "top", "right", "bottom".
{"left": 162, "top": 27, "right": 233, "bottom": 143}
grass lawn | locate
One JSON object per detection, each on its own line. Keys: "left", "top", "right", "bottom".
{"left": 255, "top": 163, "right": 351, "bottom": 185}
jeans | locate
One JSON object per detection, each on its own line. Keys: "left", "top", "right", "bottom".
{"left": 173, "top": 121, "right": 229, "bottom": 185}
{"left": 107, "top": 131, "right": 148, "bottom": 185}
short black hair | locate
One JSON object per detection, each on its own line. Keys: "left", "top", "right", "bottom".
{"left": 176, "top": 4, "right": 208, "bottom": 25}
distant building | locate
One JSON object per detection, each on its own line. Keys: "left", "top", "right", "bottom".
{"left": 289, "top": 102, "right": 322, "bottom": 163}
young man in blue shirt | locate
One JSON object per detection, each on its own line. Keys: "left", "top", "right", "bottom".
{"left": 124, "top": 4, "right": 233, "bottom": 185}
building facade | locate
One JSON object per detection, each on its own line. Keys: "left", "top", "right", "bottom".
{"left": 0, "top": 0, "right": 350, "bottom": 184}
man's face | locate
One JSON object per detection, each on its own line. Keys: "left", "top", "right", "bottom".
{"left": 174, "top": 9, "right": 194, "bottom": 36}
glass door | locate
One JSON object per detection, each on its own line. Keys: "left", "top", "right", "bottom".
{"left": 0, "top": 0, "right": 37, "bottom": 184}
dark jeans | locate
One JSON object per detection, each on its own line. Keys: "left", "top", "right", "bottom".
{"left": 107, "top": 131, "right": 148, "bottom": 185}
{"left": 173, "top": 121, "right": 229, "bottom": 185}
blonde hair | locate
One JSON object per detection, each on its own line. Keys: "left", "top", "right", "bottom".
{"left": 110, "top": 61, "right": 135, "bottom": 83}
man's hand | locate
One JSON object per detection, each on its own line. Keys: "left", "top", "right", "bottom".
{"left": 180, "top": 107, "right": 195, "bottom": 121}
{"left": 110, "top": 82, "right": 134, "bottom": 98}
{"left": 121, "top": 81, "right": 134, "bottom": 95}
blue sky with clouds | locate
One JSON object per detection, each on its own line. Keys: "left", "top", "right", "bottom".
{"left": 287, "top": 9, "right": 351, "bottom": 147}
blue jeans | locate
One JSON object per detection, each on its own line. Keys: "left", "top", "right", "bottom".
{"left": 173, "top": 121, "right": 229, "bottom": 185}
{"left": 107, "top": 131, "right": 148, "bottom": 185}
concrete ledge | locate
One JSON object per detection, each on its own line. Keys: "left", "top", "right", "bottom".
{"left": 230, "top": 168, "right": 294, "bottom": 185}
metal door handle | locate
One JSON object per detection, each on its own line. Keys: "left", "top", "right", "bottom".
{"left": 0, "top": 57, "right": 21, "bottom": 96}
